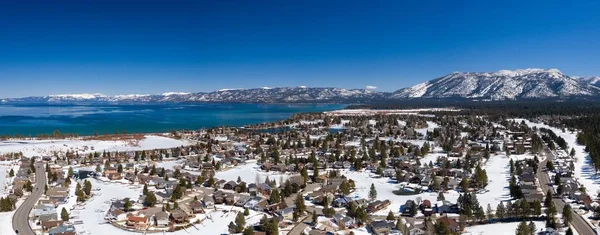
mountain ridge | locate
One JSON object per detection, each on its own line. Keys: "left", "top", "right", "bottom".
{"left": 3, "top": 69, "right": 600, "bottom": 103}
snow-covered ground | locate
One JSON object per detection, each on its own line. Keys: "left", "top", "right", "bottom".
{"left": 416, "top": 121, "right": 439, "bottom": 137}
{"left": 0, "top": 135, "right": 191, "bottom": 157}
{"left": 477, "top": 154, "right": 511, "bottom": 209}
{"left": 0, "top": 165, "right": 9, "bottom": 196}
{"left": 342, "top": 152, "right": 511, "bottom": 217}
{"left": 343, "top": 170, "right": 461, "bottom": 216}
{"left": 514, "top": 119, "right": 599, "bottom": 196}
{"left": 0, "top": 211, "right": 15, "bottom": 235}
{"left": 67, "top": 178, "right": 269, "bottom": 235}
{"left": 215, "top": 161, "right": 290, "bottom": 186}
{"left": 463, "top": 221, "right": 545, "bottom": 235}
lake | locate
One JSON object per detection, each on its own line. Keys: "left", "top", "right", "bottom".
{"left": 0, "top": 103, "right": 345, "bottom": 136}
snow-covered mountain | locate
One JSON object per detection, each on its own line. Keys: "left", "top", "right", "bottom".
{"left": 3, "top": 87, "right": 384, "bottom": 103}
{"left": 393, "top": 69, "right": 600, "bottom": 100}
{"left": 3, "top": 69, "right": 600, "bottom": 103}
{"left": 576, "top": 76, "right": 600, "bottom": 87}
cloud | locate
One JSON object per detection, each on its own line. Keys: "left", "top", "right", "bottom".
{"left": 366, "top": 85, "right": 377, "bottom": 90}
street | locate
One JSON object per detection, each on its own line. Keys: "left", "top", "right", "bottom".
{"left": 12, "top": 163, "right": 46, "bottom": 235}
{"left": 538, "top": 148, "right": 596, "bottom": 235}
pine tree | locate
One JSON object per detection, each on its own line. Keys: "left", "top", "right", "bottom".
{"left": 235, "top": 212, "right": 246, "bottom": 233}
{"left": 61, "top": 208, "right": 70, "bottom": 221}
{"left": 368, "top": 183, "right": 377, "bottom": 201}
{"left": 486, "top": 203, "right": 494, "bottom": 220}
{"left": 84, "top": 180, "right": 92, "bottom": 195}
{"left": 563, "top": 204, "right": 572, "bottom": 226}
{"left": 515, "top": 220, "right": 529, "bottom": 235}
{"left": 243, "top": 226, "right": 254, "bottom": 235}
{"left": 566, "top": 227, "right": 574, "bottom": 235}
{"left": 294, "top": 194, "right": 306, "bottom": 215}
{"left": 386, "top": 211, "right": 395, "bottom": 220}
{"left": 144, "top": 191, "right": 157, "bottom": 207}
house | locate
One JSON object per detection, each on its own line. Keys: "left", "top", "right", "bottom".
{"left": 189, "top": 200, "right": 205, "bottom": 214}
{"left": 408, "top": 224, "right": 426, "bottom": 235}
{"left": 369, "top": 220, "right": 395, "bottom": 235}
{"left": 34, "top": 204, "right": 57, "bottom": 218}
{"left": 170, "top": 208, "right": 189, "bottom": 223}
{"left": 435, "top": 201, "right": 459, "bottom": 214}
{"left": 48, "top": 224, "right": 76, "bottom": 235}
{"left": 126, "top": 215, "right": 149, "bottom": 228}
{"left": 257, "top": 183, "right": 272, "bottom": 196}
{"left": 367, "top": 200, "right": 391, "bottom": 213}
{"left": 41, "top": 220, "right": 64, "bottom": 231}
{"left": 39, "top": 213, "right": 59, "bottom": 224}
{"left": 277, "top": 207, "right": 295, "bottom": 221}
{"left": 225, "top": 192, "right": 235, "bottom": 205}
{"left": 437, "top": 216, "right": 460, "bottom": 233}
{"left": 333, "top": 197, "right": 352, "bottom": 208}
{"left": 402, "top": 200, "right": 416, "bottom": 216}
{"left": 421, "top": 200, "right": 433, "bottom": 216}
{"left": 213, "top": 191, "right": 225, "bottom": 204}
{"left": 333, "top": 214, "right": 355, "bottom": 228}
{"left": 154, "top": 211, "right": 169, "bottom": 227}
{"left": 106, "top": 209, "right": 127, "bottom": 221}
{"left": 203, "top": 195, "right": 215, "bottom": 208}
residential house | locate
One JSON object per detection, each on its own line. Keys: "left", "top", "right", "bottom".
{"left": 437, "top": 216, "right": 460, "bottom": 233}
{"left": 154, "top": 211, "right": 169, "bottom": 227}
{"left": 189, "top": 200, "right": 205, "bottom": 214}
{"left": 369, "top": 220, "right": 395, "bottom": 235}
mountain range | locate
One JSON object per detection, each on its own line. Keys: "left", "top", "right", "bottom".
{"left": 2, "top": 68, "right": 600, "bottom": 103}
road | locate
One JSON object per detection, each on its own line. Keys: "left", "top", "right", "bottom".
{"left": 538, "top": 148, "right": 596, "bottom": 235}
{"left": 12, "top": 163, "right": 46, "bottom": 235}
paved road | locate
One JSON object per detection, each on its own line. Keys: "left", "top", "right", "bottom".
{"left": 12, "top": 163, "right": 45, "bottom": 235}
{"left": 538, "top": 148, "right": 597, "bottom": 235}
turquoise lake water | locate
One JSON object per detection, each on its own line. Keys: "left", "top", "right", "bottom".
{"left": 0, "top": 103, "right": 345, "bottom": 136}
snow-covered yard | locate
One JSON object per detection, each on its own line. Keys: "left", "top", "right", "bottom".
{"left": 0, "top": 135, "right": 191, "bottom": 157}
{"left": 477, "top": 154, "right": 512, "bottom": 209}
{"left": 215, "top": 161, "right": 290, "bottom": 186}
{"left": 343, "top": 170, "right": 461, "bottom": 216}
{"left": 463, "top": 221, "right": 545, "bottom": 235}
{"left": 0, "top": 211, "right": 15, "bottom": 235}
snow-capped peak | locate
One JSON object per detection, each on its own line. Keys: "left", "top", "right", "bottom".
{"left": 492, "top": 68, "right": 562, "bottom": 77}
{"left": 393, "top": 68, "right": 593, "bottom": 100}
{"left": 162, "top": 92, "right": 190, "bottom": 96}
{"left": 48, "top": 93, "right": 107, "bottom": 99}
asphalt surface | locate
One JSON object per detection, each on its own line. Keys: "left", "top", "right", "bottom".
{"left": 12, "top": 163, "right": 46, "bottom": 235}
{"left": 538, "top": 148, "right": 597, "bottom": 235}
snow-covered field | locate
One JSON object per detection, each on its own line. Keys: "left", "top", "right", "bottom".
{"left": 477, "top": 154, "right": 511, "bottom": 209}
{"left": 463, "top": 221, "right": 545, "bottom": 235}
{"left": 514, "top": 119, "right": 599, "bottom": 196}
{"left": 0, "top": 135, "right": 191, "bottom": 157}
{"left": 416, "top": 121, "right": 439, "bottom": 137}
{"left": 216, "top": 161, "right": 290, "bottom": 186}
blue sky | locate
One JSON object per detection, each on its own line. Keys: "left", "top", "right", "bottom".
{"left": 0, "top": 0, "right": 599, "bottom": 97}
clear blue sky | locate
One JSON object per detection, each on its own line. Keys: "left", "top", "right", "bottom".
{"left": 1, "top": 0, "right": 599, "bottom": 97}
